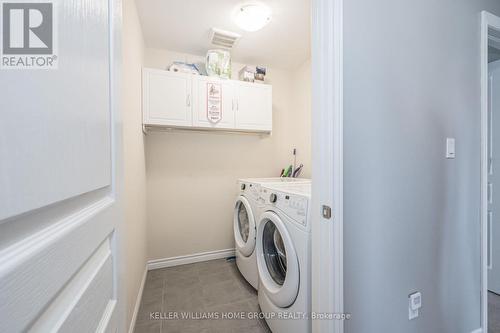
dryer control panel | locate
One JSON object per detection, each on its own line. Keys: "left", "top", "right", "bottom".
{"left": 238, "top": 181, "right": 263, "bottom": 203}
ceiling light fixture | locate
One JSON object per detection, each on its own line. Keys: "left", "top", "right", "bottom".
{"left": 232, "top": 3, "right": 272, "bottom": 32}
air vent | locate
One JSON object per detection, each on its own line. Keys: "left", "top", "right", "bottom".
{"left": 210, "top": 28, "right": 241, "bottom": 49}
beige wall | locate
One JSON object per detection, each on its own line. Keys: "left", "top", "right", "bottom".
{"left": 122, "top": 0, "right": 147, "bottom": 329}
{"left": 290, "top": 59, "right": 312, "bottom": 177}
{"left": 144, "top": 48, "right": 311, "bottom": 260}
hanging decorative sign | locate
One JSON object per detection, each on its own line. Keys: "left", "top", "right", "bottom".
{"left": 207, "top": 82, "right": 222, "bottom": 123}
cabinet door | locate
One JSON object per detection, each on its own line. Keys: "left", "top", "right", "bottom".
{"left": 193, "top": 77, "right": 235, "bottom": 129}
{"left": 143, "top": 69, "right": 192, "bottom": 127}
{"left": 235, "top": 82, "right": 272, "bottom": 131}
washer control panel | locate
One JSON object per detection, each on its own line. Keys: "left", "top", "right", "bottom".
{"left": 261, "top": 188, "right": 309, "bottom": 227}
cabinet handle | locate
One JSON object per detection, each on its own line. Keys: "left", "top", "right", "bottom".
{"left": 237, "top": 100, "right": 239, "bottom": 111}
{"left": 186, "top": 94, "right": 191, "bottom": 107}
{"left": 232, "top": 99, "right": 235, "bottom": 111}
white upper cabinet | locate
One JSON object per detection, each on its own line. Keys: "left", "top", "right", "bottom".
{"left": 142, "top": 68, "right": 272, "bottom": 133}
{"left": 143, "top": 68, "right": 193, "bottom": 127}
{"left": 234, "top": 82, "right": 272, "bottom": 131}
{"left": 193, "top": 76, "right": 235, "bottom": 129}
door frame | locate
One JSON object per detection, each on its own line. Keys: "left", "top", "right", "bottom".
{"left": 110, "top": 0, "right": 124, "bottom": 330}
{"left": 481, "top": 10, "right": 500, "bottom": 332}
{"left": 311, "top": 0, "right": 344, "bottom": 332}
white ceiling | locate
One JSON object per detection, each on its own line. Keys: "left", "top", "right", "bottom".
{"left": 135, "top": 0, "right": 311, "bottom": 70}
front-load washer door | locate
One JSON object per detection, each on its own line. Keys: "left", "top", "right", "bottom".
{"left": 234, "top": 196, "right": 256, "bottom": 256}
{"left": 257, "top": 211, "right": 299, "bottom": 308}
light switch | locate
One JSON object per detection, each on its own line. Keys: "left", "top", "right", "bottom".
{"left": 446, "top": 138, "right": 455, "bottom": 159}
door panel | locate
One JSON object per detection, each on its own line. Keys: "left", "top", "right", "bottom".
{"left": 488, "top": 59, "right": 500, "bottom": 294}
{"left": 235, "top": 82, "right": 272, "bottom": 131}
{"left": 0, "top": 0, "right": 111, "bottom": 221}
{"left": 0, "top": 0, "right": 121, "bottom": 331}
{"left": 143, "top": 69, "right": 193, "bottom": 126}
{"left": 0, "top": 198, "right": 115, "bottom": 332}
{"left": 29, "top": 239, "right": 114, "bottom": 332}
{"left": 193, "top": 77, "right": 235, "bottom": 129}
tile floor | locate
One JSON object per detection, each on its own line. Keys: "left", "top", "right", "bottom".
{"left": 134, "top": 258, "right": 271, "bottom": 333}
{"left": 490, "top": 292, "right": 500, "bottom": 333}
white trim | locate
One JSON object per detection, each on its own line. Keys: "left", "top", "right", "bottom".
{"left": 311, "top": 0, "right": 343, "bottom": 332}
{"left": 481, "top": 11, "right": 500, "bottom": 333}
{"left": 96, "top": 300, "right": 117, "bottom": 333}
{"left": 470, "top": 329, "right": 482, "bottom": 333}
{"left": 147, "top": 248, "right": 236, "bottom": 270}
{"left": 127, "top": 267, "right": 147, "bottom": 333}
{"left": 109, "top": 0, "right": 125, "bottom": 330}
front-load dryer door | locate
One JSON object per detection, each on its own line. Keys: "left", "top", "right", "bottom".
{"left": 257, "top": 211, "right": 299, "bottom": 308}
{"left": 234, "top": 196, "right": 256, "bottom": 256}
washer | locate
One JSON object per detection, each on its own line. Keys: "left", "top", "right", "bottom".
{"left": 256, "top": 182, "right": 311, "bottom": 333}
{"left": 234, "top": 178, "right": 310, "bottom": 290}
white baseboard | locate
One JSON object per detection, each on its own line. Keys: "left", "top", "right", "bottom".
{"left": 127, "top": 249, "right": 235, "bottom": 331}
{"left": 471, "top": 329, "right": 482, "bottom": 333}
{"left": 128, "top": 266, "right": 148, "bottom": 333}
{"left": 147, "top": 248, "right": 235, "bottom": 271}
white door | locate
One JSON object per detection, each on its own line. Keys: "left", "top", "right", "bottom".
{"left": 0, "top": 0, "right": 122, "bottom": 332}
{"left": 233, "top": 196, "right": 256, "bottom": 256}
{"left": 489, "top": 60, "right": 500, "bottom": 294}
{"left": 256, "top": 212, "right": 299, "bottom": 308}
{"left": 193, "top": 77, "right": 235, "bottom": 129}
{"left": 143, "top": 69, "right": 193, "bottom": 127}
{"left": 234, "top": 82, "right": 272, "bottom": 131}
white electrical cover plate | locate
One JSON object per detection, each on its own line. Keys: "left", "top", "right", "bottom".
{"left": 408, "top": 292, "right": 422, "bottom": 320}
{"left": 446, "top": 138, "right": 455, "bottom": 159}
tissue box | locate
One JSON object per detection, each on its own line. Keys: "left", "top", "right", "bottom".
{"left": 168, "top": 62, "right": 201, "bottom": 75}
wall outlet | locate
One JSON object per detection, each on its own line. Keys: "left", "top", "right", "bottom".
{"left": 408, "top": 292, "right": 422, "bottom": 320}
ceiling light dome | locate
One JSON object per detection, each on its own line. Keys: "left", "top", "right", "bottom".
{"left": 232, "top": 3, "right": 272, "bottom": 32}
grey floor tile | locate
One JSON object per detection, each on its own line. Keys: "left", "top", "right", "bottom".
{"left": 166, "top": 263, "right": 200, "bottom": 276}
{"left": 209, "top": 300, "right": 262, "bottom": 333}
{"left": 162, "top": 318, "right": 214, "bottom": 333}
{"left": 136, "top": 301, "right": 164, "bottom": 326}
{"left": 163, "top": 290, "right": 207, "bottom": 312}
{"left": 165, "top": 273, "right": 200, "bottom": 289}
{"left": 235, "top": 278, "right": 258, "bottom": 300}
{"left": 490, "top": 292, "right": 500, "bottom": 308}
{"left": 489, "top": 292, "right": 500, "bottom": 333}
{"left": 146, "top": 268, "right": 169, "bottom": 284}
{"left": 196, "top": 259, "right": 234, "bottom": 275}
{"left": 258, "top": 319, "right": 273, "bottom": 333}
{"left": 141, "top": 285, "right": 164, "bottom": 307}
{"left": 144, "top": 273, "right": 165, "bottom": 290}
{"left": 164, "top": 279, "right": 203, "bottom": 297}
{"left": 198, "top": 266, "right": 238, "bottom": 286}
{"left": 202, "top": 279, "right": 252, "bottom": 307}
{"left": 135, "top": 259, "right": 265, "bottom": 333}
{"left": 134, "top": 318, "right": 161, "bottom": 333}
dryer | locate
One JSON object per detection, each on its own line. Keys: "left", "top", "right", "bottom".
{"left": 234, "top": 178, "right": 310, "bottom": 290}
{"left": 256, "top": 182, "right": 312, "bottom": 333}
